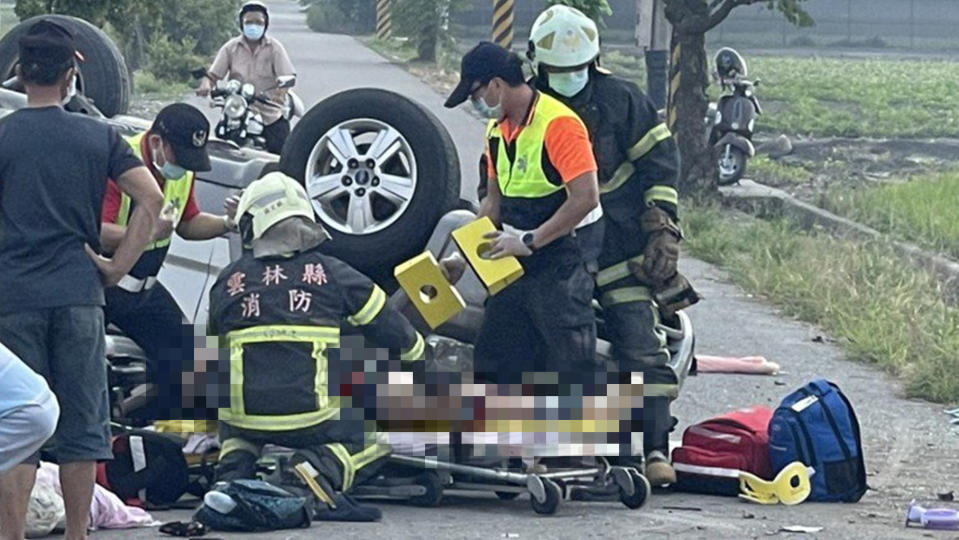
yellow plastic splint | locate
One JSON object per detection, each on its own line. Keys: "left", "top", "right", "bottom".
{"left": 451, "top": 217, "right": 524, "bottom": 295}
{"left": 394, "top": 251, "right": 466, "bottom": 329}
{"left": 739, "top": 461, "right": 814, "bottom": 505}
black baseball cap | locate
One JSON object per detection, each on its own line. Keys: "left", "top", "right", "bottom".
{"left": 19, "top": 20, "right": 84, "bottom": 66}
{"left": 152, "top": 104, "right": 212, "bottom": 172}
{"left": 444, "top": 41, "right": 516, "bottom": 108}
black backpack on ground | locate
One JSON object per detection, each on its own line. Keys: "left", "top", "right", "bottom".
{"left": 97, "top": 429, "right": 190, "bottom": 506}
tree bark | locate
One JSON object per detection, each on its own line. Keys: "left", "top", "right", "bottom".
{"left": 669, "top": 27, "right": 715, "bottom": 197}
{"left": 417, "top": 22, "right": 437, "bottom": 62}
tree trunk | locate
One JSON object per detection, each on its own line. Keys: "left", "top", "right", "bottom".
{"left": 669, "top": 27, "right": 716, "bottom": 197}
{"left": 415, "top": 1, "right": 439, "bottom": 62}
{"left": 416, "top": 23, "right": 437, "bottom": 62}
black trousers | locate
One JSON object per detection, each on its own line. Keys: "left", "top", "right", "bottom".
{"left": 474, "top": 261, "right": 599, "bottom": 389}
{"left": 263, "top": 118, "right": 291, "bottom": 155}
{"left": 105, "top": 283, "right": 194, "bottom": 419}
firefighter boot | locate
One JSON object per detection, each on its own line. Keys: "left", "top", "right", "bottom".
{"left": 644, "top": 397, "right": 677, "bottom": 487}
{"left": 214, "top": 449, "right": 259, "bottom": 483}
{"left": 289, "top": 447, "right": 382, "bottom": 522}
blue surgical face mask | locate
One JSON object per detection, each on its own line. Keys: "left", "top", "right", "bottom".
{"left": 243, "top": 23, "right": 265, "bottom": 41}
{"left": 160, "top": 162, "right": 187, "bottom": 180}
{"left": 549, "top": 68, "right": 590, "bottom": 98}
{"left": 151, "top": 142, "right": 187, "bottom": 180}
{"left": 470, "top": 84, "right": 504, "bottom": 119}
{"left": 470, "top": 96, "right": 502, "bottom": 119}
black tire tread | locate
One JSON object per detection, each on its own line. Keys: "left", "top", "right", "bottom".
{"left": 0, "top": 14, "right": 130, "bottom": 117}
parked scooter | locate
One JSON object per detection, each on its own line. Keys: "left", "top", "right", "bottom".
{"left": 706, "top": 47, "right": 762, "bottom": 185}
{"left": 193, "top": 69, "right": 305, "bottom": 152}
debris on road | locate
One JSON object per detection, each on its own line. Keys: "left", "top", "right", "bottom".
{"left": 905, "top": 500, "right": 959, "bottom": 530}
{"left": 778, "top": 525, "right": 824, "bottom": 534}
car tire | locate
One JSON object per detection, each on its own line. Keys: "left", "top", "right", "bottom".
{"left": 0, "top": 14, "right": 131, "bottom": 117}
{"left": 280, "top": 88, "right": 460, "bottom": 282}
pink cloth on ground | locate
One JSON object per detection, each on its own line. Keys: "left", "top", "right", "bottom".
{"left": 36, "top": 462, "right": 159, "bottom": 530}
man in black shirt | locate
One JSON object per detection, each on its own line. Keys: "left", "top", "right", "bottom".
{"left": 0, "top": 21, "right": 163, "bottom": 540}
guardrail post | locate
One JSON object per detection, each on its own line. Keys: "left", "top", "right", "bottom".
{"left": 493, "top": 0, "right": 515, "bottom": 49}
{"left": 376, "top": 0, "right": 393, "bottom": 39}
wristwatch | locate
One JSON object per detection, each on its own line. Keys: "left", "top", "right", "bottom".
{"left": 521, "top": 231, "right": 537, "bottom": 252}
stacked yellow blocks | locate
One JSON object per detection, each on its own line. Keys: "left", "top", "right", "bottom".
{"left": 394, "top": 217, "right": 524, "bottom": 329}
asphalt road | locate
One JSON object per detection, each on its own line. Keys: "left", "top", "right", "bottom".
{"left": 96, "top": 2, "right": 959, "bottom": 538}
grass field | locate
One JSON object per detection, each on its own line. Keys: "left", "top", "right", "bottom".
{"left": 684, "top": 204, "right": 959, "bottom": 404}
{"left": 825, "top": 170, "right": 959, "bottom": 260}
{"left": 603, "top": 51, "right": 959, "bottom": 140}
{"left": 132, "top": 70, "right": 190, "bottom": 99}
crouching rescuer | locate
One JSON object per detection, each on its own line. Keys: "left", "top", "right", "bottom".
{"left": 207, "top": 172, "right": 426, "bottom": 520}
{"left": 526, "top": 5, "right": 702, "bottom": 486}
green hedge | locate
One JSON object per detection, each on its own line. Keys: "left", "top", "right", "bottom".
{"left": 303, "top": 0, "right": 375, "bottom": 35}
{"left": 15, "top": 0, "right": 241, "bottom": 84}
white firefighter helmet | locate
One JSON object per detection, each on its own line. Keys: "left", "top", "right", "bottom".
{"left": 235, "top": 171, "right": 316, "bottom": 242}
{"left": 528, "top": 4, "right": 600, "bottom": 72}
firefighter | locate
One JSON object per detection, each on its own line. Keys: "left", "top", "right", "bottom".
{"left": 208, "top": 172, "right": 426, "bottom": 521}
{"left": 525, "top": 5, "right": 701, "bottom": 486}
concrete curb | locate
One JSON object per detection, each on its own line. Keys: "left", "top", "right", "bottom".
{"left": 719, "top": 179, "right": 959, "bottom": 300}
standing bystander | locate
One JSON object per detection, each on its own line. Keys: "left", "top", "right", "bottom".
{"left": 0, "top": 20, "right": 163, "bottom": 540}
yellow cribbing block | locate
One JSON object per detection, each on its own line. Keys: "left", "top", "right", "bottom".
{"left": 394, "top": 251, "right": 466, "bottom": 329}
{"left": 451, "top": 217, "right": 524, "bottom": 295}
{"left": 154, "top": 420, "right": 218, "bottom": 435}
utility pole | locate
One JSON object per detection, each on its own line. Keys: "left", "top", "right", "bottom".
{"left": 636, "top": 0, "right": 670, "bottom": 110}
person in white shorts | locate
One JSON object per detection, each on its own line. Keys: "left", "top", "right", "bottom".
{"left": 0, "top": 342, "right": 59, "bottom": 540}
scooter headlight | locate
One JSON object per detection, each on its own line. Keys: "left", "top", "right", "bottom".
{"left": 224, "top": 95, "right": 247, "bottom": 120}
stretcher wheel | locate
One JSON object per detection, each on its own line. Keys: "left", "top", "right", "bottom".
{"left": 620, "top": 470, "right": 651, "bottom": 510}
{"left": 530, "top": 479, "right": 561, "bottom": 515}
{"left": 409, "top": 472, "right": 443, "bottom": 507}
{"left": 496, "top": 491, "right": 520, "bottom": 501}
{"left": 554, "top": 479, "right": 569, "bottom": 499}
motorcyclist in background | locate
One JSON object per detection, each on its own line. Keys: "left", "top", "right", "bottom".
{"left": 196, "top": 1, "right": 296, "bottom": 154}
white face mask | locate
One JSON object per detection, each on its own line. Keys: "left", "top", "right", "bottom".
{"left": 549, "top": 68, "right": 589, "bottom": 98}
{"left": 61, "top": 73, "right": 77, "bottom": 106}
